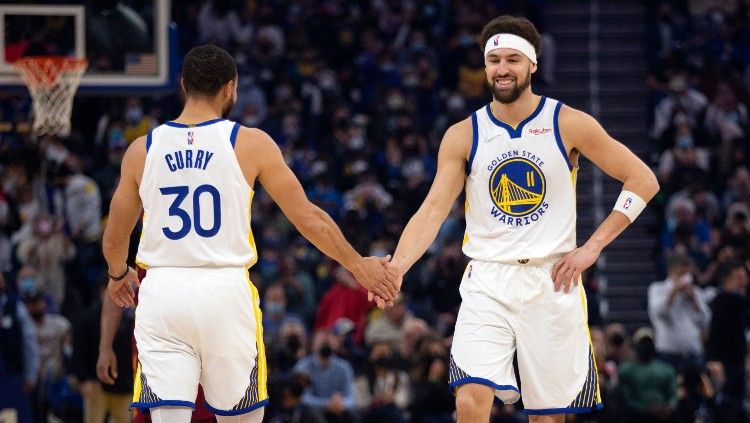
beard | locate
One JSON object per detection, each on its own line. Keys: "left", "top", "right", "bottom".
{"left": 489, "top": 67, "right": 532, "bottom": 104}
{"left": 221, "top": 96, "right": 236, "bottom": 119}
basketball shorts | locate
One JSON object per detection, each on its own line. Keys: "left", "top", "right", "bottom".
{"left": 132, "top": 267, "right": 268, "bottom": 416}
{"left": 449, "top": 258, "right": 602, "bottom": 415}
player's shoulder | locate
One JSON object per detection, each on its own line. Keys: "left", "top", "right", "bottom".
{"left": 234, "top": 125, "right": 275, "bottom": 148}
{"left": 233, "top": 125, "right": 283, "bottom": 166}
{"left": 445, "top": 116, "right": 473, "bottom": 139}
{"left": 557, "top": 104, "right": 598, "bottom": 129}
{"left": 124, "top": 136, "right": 147, "bottom": 161}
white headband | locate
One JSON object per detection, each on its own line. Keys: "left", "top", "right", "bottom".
{"left": 484, "top": 33, "right": 537, "bottom": 64}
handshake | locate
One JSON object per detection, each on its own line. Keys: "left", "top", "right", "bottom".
{"left": 351, "top": 255, "right": 404, "bottom": 309}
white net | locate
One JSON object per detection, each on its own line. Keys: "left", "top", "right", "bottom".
{"left": 14, "top": 56, "right": 88, "bottom": 137}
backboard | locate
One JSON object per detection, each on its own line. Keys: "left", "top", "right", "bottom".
{"left": 0, "top": 0, "right": 175, "bottom": 94}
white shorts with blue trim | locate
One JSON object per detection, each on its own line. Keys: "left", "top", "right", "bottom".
{"left": 132, "top": 267, "right": 268, "bottom": 416}
{"left": 449, "top": 258, "right": 601, "bottom": 414}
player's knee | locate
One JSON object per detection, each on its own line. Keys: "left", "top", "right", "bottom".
{"left": 455, "top": 389, "right": 482, "bottom": 416}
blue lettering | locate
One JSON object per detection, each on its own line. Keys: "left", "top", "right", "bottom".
{"left": 165, "top": 154, "right": 177, "bottom": 172}
{"left": 490, "top": 207, "right": 503, "bottom": 218}
{"left": 523, "top": 216, "right": 530, "bottom": 225}
{"left": 531, "top": 213, "right": 540, "bottom": 221}
{"left": 195, "top": 150, "right": 205, "bottom": 169}
{"left": 185, "top": 150, "right": 193, "bottom": 168}
{"left": 515, "top": 218, "right": 523, "bottom": 226}
{"left": 175, "top": 151, "right": 185, "bottom": 169}
{"left": 203, "top": 151, "right": 214, "bottom": 170}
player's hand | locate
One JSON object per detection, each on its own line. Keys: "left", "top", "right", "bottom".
{"left": 96, "top": 347, "right": 118, "bottom": 385}
{"left": 353, "top": 255, "right": 399, "bottom": 302}
{"left": 551, "top": 243, "right": 600, "bottom": 293}
{"left": 367, "top": 257, "right": 404, "bottom": 308}
{"left": 107, "top": 266, "right": 140, "bottom": 308}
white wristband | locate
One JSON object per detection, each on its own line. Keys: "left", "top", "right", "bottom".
{"left": 613, "top": 190, "right": 646, "bottom": 223}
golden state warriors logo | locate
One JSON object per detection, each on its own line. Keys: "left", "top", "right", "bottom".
{"left": 489, "top": 157, "right": 546, "bottom": 219}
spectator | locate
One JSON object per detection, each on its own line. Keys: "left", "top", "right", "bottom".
{"left": 616, "top": 327, "right": 677, "bottom": 422}
{"left": 72, "top": 284, "right": 133, "bottom": 423}
{"left": 262, "top": 283, "right": 304, "bottom": 347}
{"left": 657, "top": 123, "right": 710, "bottom": 195}
{"left": 268, "top": 319, "right": 308, "bottom": 380}
{"left": 0, "top": 272, "right": 39, "bottom": 423}
{"left": 409, "top": 335, "right": 454, "bottom": 423}
{"left": 650, "top": 73, "right": 707, "bottom": 143}
{"left": 267, "top": 374, "right": 325, "bottom": 423}
{"left": 293, "top": 330, "right": 356, "bottom": 423}
{"left": 314, "top": 266, "right": 372, "bottom": 345}
{"left": 122, "top": 97, "right": 157, "bottom": 144}
{"left": 23, "top": 288, "right": 72, "bottom": 421}
{"left": 16, "top": 215, "right": 75, "bottom": 309}
{"left": 355, "top": 341, "right": 411, "bottom": 423}
{"left": 276, "top": 256, "right": 317, "bottom": 325}
{"left": 364, "top": 294, "right": 411, "bottom": 349}
{"left": 705, "top": 260, "right": 749, "bottom": 422}
{"left": 648, "top": 253, "right": 711, "bottom": 371}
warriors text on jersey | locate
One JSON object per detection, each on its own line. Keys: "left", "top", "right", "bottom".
{"left": 463, "top": 97, "right": 577, "bottom": 262}
{"left": 136, "top": 119, "right": 256, "bottom": 268}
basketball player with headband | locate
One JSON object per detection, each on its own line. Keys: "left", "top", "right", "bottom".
{"left": 371, "top": 15, "right": 659, "bottom": 422}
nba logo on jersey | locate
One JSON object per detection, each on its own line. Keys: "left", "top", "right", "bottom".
{"left": 623, "top": 197, "right": 632, "bottom": 209}
{"left": 187, "top": 131, "right": 194, "bottom": 145}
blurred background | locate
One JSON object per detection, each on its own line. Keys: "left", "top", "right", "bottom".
{"left": 0, "top": 0, "right": 748, "bottom": 422}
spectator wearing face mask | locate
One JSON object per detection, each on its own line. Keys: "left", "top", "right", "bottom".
{"left": 657, "top": 123, "right": 710, "bottom": 195}
{"left": 355, "top": 341, "right": 410, "bottom": 423}
{"left": 293, "top": 330, "right": 356, "bottom": 423}
{"left": 269, "top": 319, "right": 308, "bottom": 380}
{"left": 122, "top": 97, "right": 156, "bottom": 143}
{"left": 16, "top": 216, "right": 75, "bottom": 310}
{"left": 262, "top": 284, "right": 304, "bottom": 348}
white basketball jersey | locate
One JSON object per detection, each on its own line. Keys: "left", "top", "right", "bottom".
{"left": 136, "top": 119, "right": 257, "bottom": 268}
{"left": 463, "top": 97, "right": 577, "bottom": 262}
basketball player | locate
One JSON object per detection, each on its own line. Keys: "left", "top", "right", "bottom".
{"left": 375, "top": 16, "right": 659, "bottom": 422}
{"left": 102, "top": 45, "right": 399, "bottom": 423}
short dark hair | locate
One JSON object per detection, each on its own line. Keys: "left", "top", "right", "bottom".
{"left": 716, "top": 260, "right": 745, "bottom": 284}
{"left": 480, "top": 15, "right": 542, "bottom": 56}
{"left": 667, "top": 252, "right": 693, "bottom": 271}
{"left": 181, "top": 45, "right": 237, "bottom": 98}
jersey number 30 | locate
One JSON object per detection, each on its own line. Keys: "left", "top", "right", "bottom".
{"left": 159, "top": 185, "right": 221, "bottom": 240}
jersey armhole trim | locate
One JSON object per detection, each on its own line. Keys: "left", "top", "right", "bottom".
{"left": 145, "top": 131, "right": 153, "bottom": 153}
{"left": 553, "top": 102, "right": 574, "bottom": 171}
{"left": 230, "top": 122, "right": 241, "bottom": 148}
{"left": 467, "top": 112, "right": 478, "bottom": 173}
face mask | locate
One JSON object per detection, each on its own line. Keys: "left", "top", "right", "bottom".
{"left": 265, "top": 301, "right": 285, "bottom": 315}
{"left": 373, "top": 357, "right": 393, "bottom": 368}
{"left": 18, "top": 277, "right": 37, "bottom": 297}
{"left": 36, "top": 219, "right": 53, "bottom": 235}
{"left": 348, "top": 135, "right": 365, "bottom": 150}
{"left": 319, "top": 344, "right": 333, "bottom": 359}
{"left": 286, "top": 334, "right": 301, "bottom": 351}
{"left": 125, "top": 107, "right": 143, "bottom": 124}
{"left": 677, "top": 135, "right": 693, "bottom": 150}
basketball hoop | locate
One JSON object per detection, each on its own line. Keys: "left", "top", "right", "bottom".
{"left": 14, "top": 56, "right": 88, "bottom": 137}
